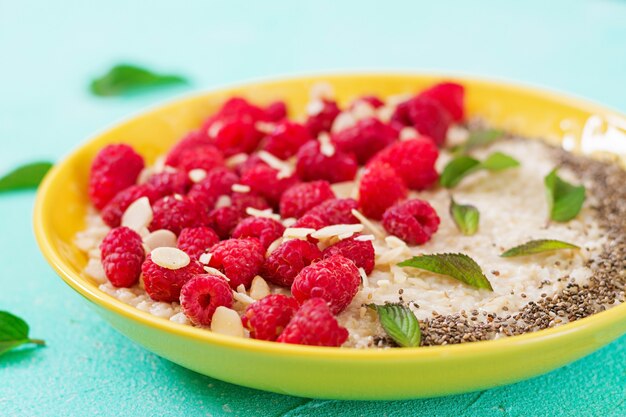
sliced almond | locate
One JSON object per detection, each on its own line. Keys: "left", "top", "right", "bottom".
{"left": 358, "top": 267, "right": 369, "bottom": 288}
{"left": 351, "top": 209, "right": 385, "bottom": 239}
{"left": 330, "top": 181, "right": 355, "bottom": 199}
{"left": 283, "top": 227, "right": 316, "bottom": 240}
{"left": 121, "top": 197, "right": 153, "bottom": 232}
{"left": 232, "top": 290, "right": 256, "bottom": 305}
{"left": 215, "top": 195, "right": 232, "bottom": 209}
{"left": 84, "top": 258, "right": 106, "bottom": 283}
{"left": 199, "top": 252, "right": 212, "bottom": 265}
{"left": 226, "top": 153, "right": 248, "bottom": 168}
{"left": 399, "top": 127, "right": 419, "bottom": 141}
{"left": 281, "top": 217, "right": 297, "bottom": 227}
{"left": 311, "top": 224, "right": 363, "bottom": 240}
{"left": 188, "top": 168, "right": 207, "bottom": 183}
{"left": 144, "top": 229, "right": 177, "bottom": 251}
{"left": 245, "top": 207, "right": 281, "bottom": 221}
{"left": 385, "top": 235, "right": 407, "bottom": 249}
{"left": 203, "top": 266, "right": 228, "bottom": 280}
{"left": 354, "top": 234, "right": 375, "bottom": 242}
{"left": 265, "top": 237, "right": 283, "bottom": 257}
{"left": 210, "top": 306, "right": 245, "bottom": 338}
{"left": 249, "top": 276, "right": 270, "bottom": 300}
{"left": 318, "top": 132, "right": 335, "bottom": 157}
{"left": 231, "top": 183, "right": 251, "bottom": 193}
{"left": 150, "top": 247, "right": 190, "bottom": 270}
{"left": 331, "top": 112, "right": 357, "bottom": 133}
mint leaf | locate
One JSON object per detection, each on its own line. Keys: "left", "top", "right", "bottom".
{"left": 501, "top": 239, "right": 580, "bottom": 257}
{"left": 367, "top": 304, "right": 421, "bottom": 347}
{"left": 449, "top": 198, "right": 479, "bottom": 235}
{"left": 544, "top": 169, "right": 586, "bottom": 222}
{"left": 452, "top": 129, "right": 504, "bottom": 155}
{"left": 440, "top": 152, "right": 520, "bottom": 188}
{"left": 0, "top": 311, "right": 45, "bottom": 356}
{"left": 0, "top": 161, "right": 53, "bottom": 193}
{"left": 398, "top": 253, "right": 493, "bottom": 290}
{"left": 90, "top": 64, "right": 189, "bottom": 97}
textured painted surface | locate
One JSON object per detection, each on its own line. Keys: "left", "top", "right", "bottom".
{"left": 1, "top": 1, "right": 625, "bottom": 416}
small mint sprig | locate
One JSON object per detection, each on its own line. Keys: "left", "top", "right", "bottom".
{"left": 90, "top": 64, "right": 189, "bottom": 97}
{"left": 544, "top": 168, "right": 586, "bottom": 222}
{"left": 367, "top": 304, "right": 421, "bottom": 347}
{"left": 0, "top": 311, "right": 45, "bottom": 356}
{"left": 440, "top": 151, "right": 520, "bottom": 188}
{"left": 449, "top": 197, "right": 479, "bottom": 235}
{"left": 0, "top": 161, "right": 53, "bottom": 193}
{"left": 398, "top": 253, "right": 493, "bottom": 291}
{"left": 500, "top": 239, "right": 580, "bottom": 257}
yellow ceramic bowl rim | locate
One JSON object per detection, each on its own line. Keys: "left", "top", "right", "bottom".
{"left": 34, "top": 71, "right": 626, "bottom": 362}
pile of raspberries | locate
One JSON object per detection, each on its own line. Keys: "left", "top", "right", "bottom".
{"left": 90, "top": 81, "right": 465, "bottom": 347}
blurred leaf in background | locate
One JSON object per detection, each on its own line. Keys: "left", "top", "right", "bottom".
{"left": 90, "top": 64, "right": 189, "bottom": 97}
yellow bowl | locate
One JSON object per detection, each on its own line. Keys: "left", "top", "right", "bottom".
{"left": 34, "top": 73, "right": 626, "bottom": 400}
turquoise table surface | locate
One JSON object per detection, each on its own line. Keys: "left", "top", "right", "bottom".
{"left": 1, "top": 1, "right": 625, "bottom": 416}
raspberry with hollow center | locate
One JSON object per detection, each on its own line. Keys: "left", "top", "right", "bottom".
{"left": 279, "top": 180, "right": 335, "bottom": 219}
{"left": 150, "top": 195, "right": 207, "bottom": 235}
{"left": 145, "top": 170, "right": 190, "bottom": 197}
{"left": 172, "top": 145, "right": 225, "bottom": 173}
{"left": 419, "top": 82, "right": 465, "bottom": 122}
{"left": 277, "top": 298, "right": 348, "bottom": 347}
{"left": 295, "top": 141, "right": 358, "bottom": 184}
{"left": 262, "top": 239, "right": 322, "bottom": 287}
{"left": 207, "top": 206, "right": 243, "bottom": 240}
{"left": 294, "top": 198, "right": 359, "bottom": 229}
{"left": 231, "top": 216, "right": 285, "bottom": 250}
{"left": 391, "top": 95, "right": 452, "bottom": 147}
{"left": 89, "top": 144, "right": 145, "bottom": 209}
{"left": 165, "top": 130, "right": 214, "bottom": 167}
{"left": 230, "top": 192, "right": 270, "bottom": 214}
{"left": 291, "top": 254, "right": 360, "bottom": 315}
{"left": 331, "top": 117, "right": 397, "bottom": 164}
{"left": 381, "top": 199, "right": 440, "bottom": 245}
{"left": 369, "top": 137, "right": 439, "bottom": 190}
{"left": 208, "top": 238, "right": 265, "bottom": 289}
{"left": 305, "top": 99, "right": 341, "bottom": 137}
{"left": 142, "top": 253, "right": 205, "bottom": 302}
{"left": 100, "top": 227, "right": 145, "bottom": 287}
{"left": 322, "top": 235, "right": 375, "bottom": 274}
{"left": 187, "top": 167, "right": 239, "bottom": 210}
{"left": 358, "top": 162, "right": 407, "bottom": 220}
{"left": 180, "top": 274, "right": 233, "bottom": 326}
{"left": 242, "top": 294, "right": 299, "bottom": 341}
{"left": 101, "top": 184, "right": 158, "bottom": 228}
{"left": 177, "top": 226, "right": 220, "bottom": 259}
{"left": 240, "top": 164, "right": 300, "bottom": 207}
{"left": 262, "top": 120, "right": 312, "bottom": 160}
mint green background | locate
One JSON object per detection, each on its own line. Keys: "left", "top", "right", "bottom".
{"left": 1, "top": 1, "right": 625, "bottom": 416}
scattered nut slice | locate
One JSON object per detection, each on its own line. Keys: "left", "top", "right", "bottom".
{"left": 283, "top": 227, "right": 316, "bottom": 240}
{"left": 210, "top": 306, "right": 244, "bottom": 338}
{"left": 121, "top": 197, "right": 153, "bottom": 232}
{"left": 188, "top": 169, "right": 207, "bottom": 183}
{"left": 144, "top": 229, "right": 177, "bottom": 251}
{"left": 311, "top": 224, "right": 363, "bottom": 240}
{"left": 151, "top": 247, "right": 190, "bottom": 270}
{"left": 231, "top": 184, "right": 251, "bottom": 193}
{"left": 250, "top": 276, "right": 270, "bottom": 300}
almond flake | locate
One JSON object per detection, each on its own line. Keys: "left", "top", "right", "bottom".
{"left": 121, "top": 197, "right": 153, "bottom": 232}
{"left": 84, "top": 258, "right": 106, "bottom": 283}
{"left": 311, "top": 224, "right": 364, "bottom": 240}
{"left": 250, "top": 276, "right": 270, "bottom": 300}
{"left": 151, "top": 247, "right": 190, "bottom": 270}
{"left": 231, "top": 184, "right": 251, "bottom": 193}
{"left": 173, "top": 194, "right": 183, "bottom": 201}
{"left": 391, "top": 265, "right": 408, "bottom": 284}
{"left": 354, "top": 234, "right": 375, "bottom": 242}
{"left": 203, "top": 266, "right": 228, "bottom": 280}
{"left": 330, "top": 181, "right": 355, "bottom": 199}
{"left": 377, "top": 279, "right": 391, "bottom": 287}
{"left": 265, "top": 238, "right": 283, "bottom": 257}
{"left": 258, "top": 150, "right": 293, "bottom": 173}
{"left": 255, "top": 121, "right": 276, "bottom": 134}
{"left": 400, "top": 127, "right": 419, "bottom": 141}
{"left": 207, "top": 121, "right": 224, "bottom": 139}
{"left": 226, "top": 153, "right": 248, "bottom": 168}
{"left": 385, "top": 235, "right": 407, "bottom": 249}
{"left": 199, "top": 252, "right": 212, "bottom": 265}
{"left": 232, "top": 291, "right": 255, "bottom": 305}
{"left": 246, "top": 207, "right": 281, "bottom": 221}
{"left": 215, "top": 195, "right": 232, "bottom": 209}
{"left": 352, "top": 101, "right": 376, "bottom": 119}
{"left": 375, "top": 246, "right": 408, "bottom": 266}
{"left": 283, "top": 227, "right": 316, "bottom": 240}
{"left": 331, "top": 112, "right": 356, "bottom": 133}
{"left": 282, "top": 217, "right": 297, "bottom": 227}
{"left": 351, "top": 209, "right": 385, "bottom": 238}
{"left": 309, "top": 81, "right": 334, "bottom": 101}
{"left": 144, "top": 229, "right": 177, "bottom": 251}
{"left": 318, "top": 132, "right": 335, "bottom": 157}
{"left": 338, "top": 231, "right": 355, "bottom": 240}
{"left": 358, "top": 267, "right": 369, "bottom": 288}
{"left": 211, "top": 306, "right": 245, "bottom": 337}
{"left": 188, "top": 169, "right": 207, "bottom": 183}
{"left": 236, "top": 284, "right": 246, "bottom": 294}
{"left": 306, "top": 99, "right": 325, "bottom": 116}
{"left": 137, "top": 167, "right": 153, "bottom": 185}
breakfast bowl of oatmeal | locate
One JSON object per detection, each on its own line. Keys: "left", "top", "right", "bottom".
{"left": 34, "top": 73, "right": 626, "bottom": 399}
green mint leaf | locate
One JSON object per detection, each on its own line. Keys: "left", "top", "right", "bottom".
{"left": 544, "top": 168, "right": 586, "bottom": 222}
{"left": 0, "top": 311, "right": 45, "bottom": 356}
{"left": 398, "top": 253, "right": 493, "bottom": 291}
{"left": 367, "top": 304, "right": 421, "bottom": 347}
{"left": 0, "top": 161, "right": 53, "bottom": 193}
{"left": 500, "top": 239, "right": 580, "bottom": 257}
{"left": 440, "top": 152, "right": 519, "bottom": 188}
{"left": 452, "top": 129, "right": 505, "bottom": 155}
{"left": 449, "top": 198, "right": 479, "bottom": 235}
{"left": 90, "top": 64, "right": 189, "bottom": 97}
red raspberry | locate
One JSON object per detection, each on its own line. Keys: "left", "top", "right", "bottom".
{"left": 165, "top": 130, "right": 214, "bottom": 167}
{"left": 277, "top": 298, "right": 348, "bottom": 347}
{"left": 211, "top": 97, "right": 268, "bottom": 123}
{"left": 264, "top": 100, "right": 288, "bottom": 122}
{"left": 207, "top": 206, "right": 243, "bottom": 240}
{"left": 231, "top": 217, "right": 285, "bottom": 250}
{"left": 262, "top": 239, "right": 322, "bottom": 287}
{"left": 350, "top": 95, "right": 384, "bottom": 109}
{"left": 358, "top": 162, "right": 407, "bottom": 220}
{"left": 209, "top": 119, "right": 264, "bottom": 157}
{"left": 305, "top": 99, "right": 341, "bottom": 137}
{"left": 323, "top": 236, "right": 375, "bottom": 274}
{"left": 369, "top": 137, "right": 439, "bottom": 190}
{"left": 331, "top": 118, "right": 398, "bottom": 164}
{"left": 235, "top": 153, "right": 267, "bottom": 177}
{"left": 391, "top": 96, "right": 452, "bottom": 146}
{"left": 381, "top": 199, "right": 440, "bottom": 245}
{"left": 240, "top": 164, "right": 299, "bottom": 207}
{"left": 177, "top": 226, "right": 220, "bottom": 259}
{"left": 101, "top": 184, "right": 157, "bottom": 228}
{"left": 150, "top": 196, "right": 207, "bottom": 235}
{"left": 172, "top": 145, "right": 225, "bottom": 173}
{"left": 208, "top": 238, "right": 265, "bottom": 289}
{"left": 188, "top": 167, "right": 239, "bottom": 209}
{"left": 295, "top": 198, "right": 359, "bottom": 228}
{"left": 142, "top": 253, "right": 205, "bottom": 302}
{"left": 100, "top": 227, "right": 145, "bottom": 287}
{"left": 279, "top": 180, "right": 335, "bottom": 219}
{"left": 230, "top": 192, "right": 270, "bottom": 214}
{"left": 262, "top": 121, "right": 312, "bottom": 159}
{"left": 145, "top": 170, "right": 190, "bottom": 197}
{"left": 295, "top": 141, "right": 358, "bottom": 184}
{"left": 419, "top": 82, "right": 465, "bottom": 122}
{"left": 89, "top": 144, "right": 145, "bottom": 209}
{"left": 179, "top": 274, "right": 233, "bottom": 326}
{"left": 291, "top": 255, "right": 360, "bottom": 315}
{"left": 242, "top": 294, "right": 299, "bottom": 341}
